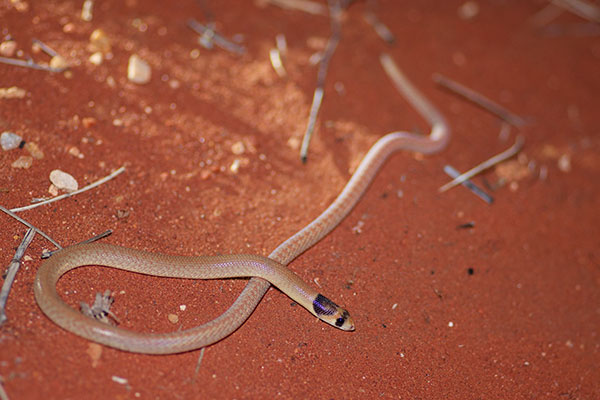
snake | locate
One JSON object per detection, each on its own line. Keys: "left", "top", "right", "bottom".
{"left": 33, "top": 53, "right": 450, "bottom": 354}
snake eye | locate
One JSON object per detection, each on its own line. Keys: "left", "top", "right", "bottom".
{"left": 335, "top": 317, "right": 345, "bottom": 327}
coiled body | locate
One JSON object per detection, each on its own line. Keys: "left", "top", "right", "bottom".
{"left": 34, "top": 243, "right": 353, "bottom": 354}
{"left": 34, "top": 54, "right": 450, "bottom": 354}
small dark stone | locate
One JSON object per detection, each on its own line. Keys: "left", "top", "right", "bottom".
{"left": 457, "top": 221, "right": 475, "bottom": 229}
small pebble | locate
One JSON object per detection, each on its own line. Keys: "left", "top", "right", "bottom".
{"left": 48, "top": 184, "right": 59, "bottom": 196}
{"left": 82, "top": 117, "right": 97, "bottom": 128}
{"left": 111, "top": 376, "right": 128, "bottom": 385}
{"left": 62, "top": 22, "right": 75, "bottom": 33}
{"left": 167, "top": 313, "right": 179, "bottom": 324}
{"left": 558, "top": 154, "right": 571, "bottom": 172}
{"left": 68, "top": 146, "right": 84, "bottom": 158}
{"left": 1, "top": 131, "right": 23, "bottom": 150}
{"left": 0, "top": 86, "right": 27, "bottom": 99}
{"left": 50, "top": 55, "right": 69, "bottom": 70}
{"left": 31, "top": 41, "right": 42, "bottom": 54}
{"left": 106, "top": 76, "right": 116, "bottom": 88}
{"left": 0, "top": 40, "right": 17, "bottom": 57}
{"left": 89, "top": 52, "right": 103, "bottom": 65}
{"left": 89, "top": 29, "right": 111, "bottom": 53}
{"left": 81, "top": 0, "right": 94, "bottom": 21}
{"left": 230, "top": 159, "right": 241, "bottom": 173}
{"left": 11, "top": 155, "right": 33, "bottom": 169}
{"left": 287, "top": 136, "right": 300, "bottom": 150}
{"left": 127, "top": 54, "right": 151, "bottom": 84}
{"left": 12, "top": 0, "right": 28, "bottom": 12}
{"left": 231, "top": 141, "right": 245, "bottom": 155}
{"left": 49, "top": 169, "right": 79, "bottom": 192}
{"left": 200, "top": 170, "right": 211, "bottom": 180}
{"left": 24, "top": 142, "right": 44, "bottom": 159}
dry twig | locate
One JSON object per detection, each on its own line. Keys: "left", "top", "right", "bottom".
{"left": 42, "top": 230, "right": 112, "bottom": 258}
{"left": 300, "top": 0, "right": 347, "bottom": 163}
{"left": 439, "top": 135, "right": 525, "bottom": 193}
{"left": 364, "top": 0, "right": 395, "bottom": 44}
{"left": 0, "top": 228, "right": 35, "bottom": 325}
{"left": 551, "top": 0, "right": 600, "bottom": 23}
{"left": 433, "top": 73, "right": 526, "bottom": 127}
{"left": 0, "top": 380, "right": 9, "bottom": 400}
{"left": 9, "top": 166, "right": 125, "bottom": 213}
{"left": 443, "top": 165, "right": 493, "bottom": 204}
{"left": 0, "top": 206, "right": 61, "bottom": 249}
{"left": 0, "top": 56, "right": 66, "bottom": 73}
{"left": 257, "top": 0, "right": 328, "bottom": 15}
{"left": 187, "top": 19, "right": 246, "bottom": 55}
{"left": 194, "top": 347, "right": 206, "bottom": 376}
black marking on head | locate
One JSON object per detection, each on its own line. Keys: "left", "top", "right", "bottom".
{"left": 336, "top": 309, "right": 351, "bottom": 327}
{"left": 313, "top": 294, "right": 338, "bottom": 316}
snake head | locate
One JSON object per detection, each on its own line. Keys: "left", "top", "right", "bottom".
{"left": 312, "top": 294, "right": 355, "bottom": 331}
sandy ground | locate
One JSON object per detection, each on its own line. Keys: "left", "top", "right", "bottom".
{"left": 1, "top": 0, "right": 599, "bottom": 398}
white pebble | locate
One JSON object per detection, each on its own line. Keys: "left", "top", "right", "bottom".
{"left": 1, "top": 131, "right": 22, "bottom": 150}
{"left": 0, "top": 41, "right": 17, "bottom": 57}
{"left": 81, "top": 0, "right": 94, "bottom": 21}
{"left": 127, "top": 54, "right": 151, "bottom": 84}
{"left": 558, "top": 154, "right": 571, "bottom": 172}
{"left": 11, "top": 155, "right": 32, "bottom": 169}
{"left": 48, "top": 184, "right": 59, "bottom": 196}
{"left": 231, "top": 141, "right": 245, "bottom": 155}
{"left": 50, "top": 55, "right": 69, "bottom": 70}
{"left": 89, "top": 52, "right": 103, "bottom": 65}
{"left": 230, "top": 158, "right": 241, "bottom": 173}
{"left": 111, "top": 376, "right": 128, "bottom": 385}
{"left": 49, "top": 169, "right": 79, "bottom": 192}
{"left": 0, "top": 86, "right": 26, "bottom": 99}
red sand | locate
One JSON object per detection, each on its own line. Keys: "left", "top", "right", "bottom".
{"left": 1, "top": 1, "right": 599, "bottom": 398}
